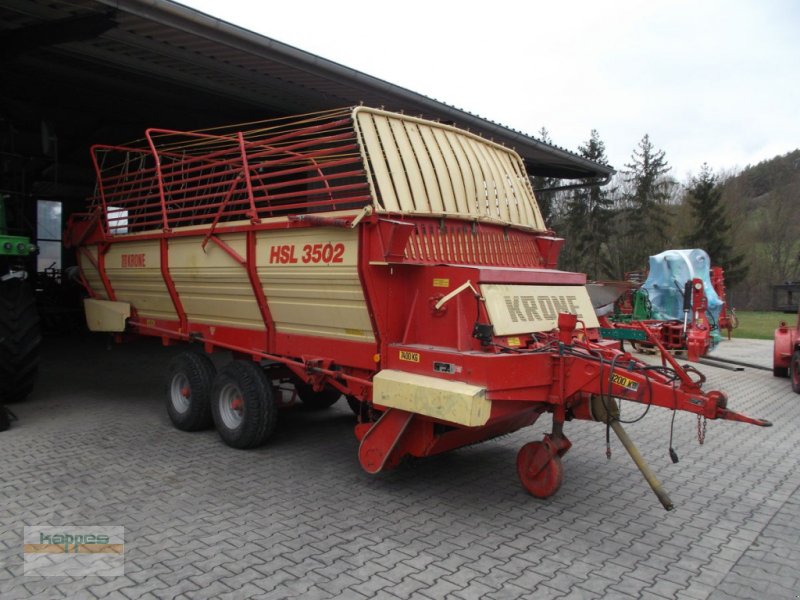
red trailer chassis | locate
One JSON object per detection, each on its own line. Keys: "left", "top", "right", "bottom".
{"left": 65, "top": 108, "right": 770, "bottom": 507}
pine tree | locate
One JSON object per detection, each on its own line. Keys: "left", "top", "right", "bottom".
{"left": 682, "top": 164, "right": 748, "bottom": 286}
{"left": 621, "top": 134, "right": 674, "bottom": 271}
{"left": 560, "top": 130, "right": 614, "bottom": 278}
{"left": 531, "top": 127, "right": 559, "bottom": 227}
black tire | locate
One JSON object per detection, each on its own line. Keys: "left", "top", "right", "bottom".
{"left": 346, "top": 395, "right": 366, "bottom": 416}
{"left": 774, "top": 366, "right": 789, "bottom": 378}
{"left": 0, "top": 405, "right": 12, "bottom": 432}
{"left": 346, "top": 395, "right": 381, "bottom": 422}
{"left": 294, "top": 380, "right": 341, "bottom": 410}
{"left": 165, "top": 352, "right": 216, "bottom": 431}
{"left": 0, "top": 276, "right": 41, "bottom": 403}
{"left": 791, "top": 350, "right": 800, "bottom": 394}
{"left": 211, "top": 361, "right": 276, "bottom": 449}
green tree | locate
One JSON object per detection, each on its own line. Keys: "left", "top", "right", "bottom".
{"left": 682, "top": 163, "right": 748, "bottom": 286}
{"left": 531, "top": 127, "right": 559, "bottom": 227}
{"left": 560, "top": 130, "right": 614, "bottom": 279}
{"left": 621, "top": 134, "right": 674, "bottom": 271}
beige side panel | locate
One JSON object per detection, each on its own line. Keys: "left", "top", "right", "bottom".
{"left": 406, "top": 123, "right": 444, "bottom": 212}
{"left": 84, "top": 298, "right": 130, "bottom": 332}
{"left": 373, "top": 369, "right": 490, "bottom": 427}
{"left": 169, "top": 235, "right": 265, "bottom": 330}
{"left": 104, "top": 242, "right": 177, "bottom": 320}
{"left": 257, "top": 228, "right": 375, "bottom": 342}
{"left": 77, "top": 247, "right": 108, "bottom": 300}
{"left": 355, "top": 115, "right": 400, "bottom": 212}
{"left": 375, "top": 115, "right": 413, "bottom": 211}
{"left": 481, "top": 284, "right": 600, "bottom": 335}
{"left": 418, "top": 125, "right": 454, "bottom": 212}
{"left": 432, "top": 127, "right": 468, "bottom": 213}
{"left": 353, "top": 107, "right": 546, "bottom": 231}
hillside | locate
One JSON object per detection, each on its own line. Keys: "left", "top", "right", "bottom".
{"left": 720, "top": 149, "right": 800, "bottom": 310}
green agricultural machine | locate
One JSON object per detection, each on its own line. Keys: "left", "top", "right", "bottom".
{"left": 0, "top": 194, "right": 41, "bottom": 405}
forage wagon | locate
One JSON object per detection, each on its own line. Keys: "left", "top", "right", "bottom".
{"left": 64, "top": 107, "right": 770, "bottom": 507}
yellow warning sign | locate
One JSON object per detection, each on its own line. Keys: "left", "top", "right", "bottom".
{"left": 433, "top": 278, "right": 450, "bottom": 288}
{"left": 610, "top": 373, "right": 639, "bottom": 392}
{"left": 399, "top": 350, "right": 420, "bottom": 363}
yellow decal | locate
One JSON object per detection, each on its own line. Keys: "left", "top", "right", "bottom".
{"left": 399, "top": 350, "right": 420, "bottom": 363}
{"left": 610, "top": 373, "right": 639, "bottom": 392}
{"left": 433, "top": 278, "right": 450, "bottom": 288}
{"left": 507, "top": 337, "right": 521, "bottom": 348}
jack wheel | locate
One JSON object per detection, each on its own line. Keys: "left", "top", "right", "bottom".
{"left": 791, "top": 350, "right": 800, "bottom": 394}
{"left": 516, "top": 441, "right": 564, "bottom": 499}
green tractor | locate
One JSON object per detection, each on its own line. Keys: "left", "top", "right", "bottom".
{"left": 0, "top": 194, "right": 41, "bottom": 405}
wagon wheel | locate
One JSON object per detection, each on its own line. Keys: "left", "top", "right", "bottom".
{"left": 293, "top": 380, "right": 341, "bottom": 410}
{"left": 792, "top": 350, "right": 800, "bottom": 394}
{"left": 346, "top": 396, "right": 382, "bottom": 421}
{"left": 211, "top": 361, "right": 276, "bottom": 449}
{"left": 165, "top": 352, "right": 216, "bottom": 431}
{"left": 516, "top": 441, "right": 564, "bottom": 499}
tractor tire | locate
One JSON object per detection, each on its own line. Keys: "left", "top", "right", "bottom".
{"left": 791, "top": 350, "right": 800, "bottom": 394}
{"left": 211, "top": 361, "right": 276, "bottom": 449}
{"left": 0, "top": 276, "right": 42, "bottom": 403}
{"left": 0, "top": 405, "right": 16, "bottom": 432}
{"left": 773, "top": 366, "right": 789, "bottom": 378}
{"left": 294, "top": 381, "right": 341, "bottom": 410}
{"left": 166, "top": 352, "right": 216, "bottom": 431}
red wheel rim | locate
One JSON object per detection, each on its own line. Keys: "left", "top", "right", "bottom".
{"left": 516, "top": 441, "right": 564, "bottom": 499}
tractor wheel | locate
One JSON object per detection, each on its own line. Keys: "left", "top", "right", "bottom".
{"left": 791, "top": 350, "right": 800, "bottom": 394}
{"left": 293, "top": 381, "right": 341, "bottom": 410}
{"left": 774, "top": 366, "right": 788, "bottom": 378}
{"left": 0, "top": 276, "right": 41, "bottom": 403}
{"left": 166, "top": 352, "right": 216, "bottom": 431}
{"left": 211, "top": 361, "right": 276, "bottom": 449}
{"left": 516, "top": 441, "right": 564, "bottom": 499}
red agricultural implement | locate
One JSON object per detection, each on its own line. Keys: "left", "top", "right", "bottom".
{"left": 64, "top": 108, "right": 770, "bottom": 508}
{"left": 773, "top": 307, "right": 800, "bottom": 392}
{"left": 595, "top": 252, "right": 737, "bottom": 363}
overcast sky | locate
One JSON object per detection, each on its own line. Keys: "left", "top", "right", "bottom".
{"left": 178, "top": 0, "right": 799, "bottom": 182}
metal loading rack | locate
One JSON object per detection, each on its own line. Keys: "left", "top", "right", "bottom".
{"left": 89, "top": 109, "right": 371, "bottom": 234}
{"left": 65, "top": 107, "right": 770, "bottom": 508}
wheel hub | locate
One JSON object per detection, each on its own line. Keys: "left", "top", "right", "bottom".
{"left": 170, "top": 374, "right": 191, "bottom": 413}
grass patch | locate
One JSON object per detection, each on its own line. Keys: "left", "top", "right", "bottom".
{"left": 732, "top": 310, "right": 794, "bottom": 340}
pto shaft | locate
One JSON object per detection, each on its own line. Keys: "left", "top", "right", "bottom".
{"left": 590, "top": 396, "right": 674, "bottom": 511}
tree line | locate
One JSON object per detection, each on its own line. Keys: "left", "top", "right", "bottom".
{"left": 533, "top": 130, "right": 800, "bottom": 310}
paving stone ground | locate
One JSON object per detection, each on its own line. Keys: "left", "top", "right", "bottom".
{"left": 1, "top": 334, "right": 797, "bottom": 599}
